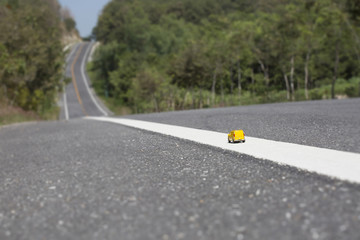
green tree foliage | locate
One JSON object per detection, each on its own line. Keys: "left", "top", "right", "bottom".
{"left": 91, "top": 0, "right": 360, "bottom": 114}
{"left": 0, "top": 0, "right": 64, "bottom": 113}
{"left": 64, "top": 17, "right": 76, "bottom": 32}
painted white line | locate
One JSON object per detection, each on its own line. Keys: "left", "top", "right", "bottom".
{"left": 86, "top": 116, "right": 360, "bottom": 184}
{"left": 80, "top": 43, "right": 108, "bottom": 116}
{"left": 63, "top": 91, "right": 69, "bottom": 120}
{"left": 66, "top": 43, "right": 79, "bottom": 62}
{"left": 63, "top": 44, "right": 80, "bottom": 121}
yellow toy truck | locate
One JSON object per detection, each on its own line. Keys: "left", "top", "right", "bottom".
{"left": 228, "top": 130, "right": 245, "bottom": 143}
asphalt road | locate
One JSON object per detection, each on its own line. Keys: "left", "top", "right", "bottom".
{"left": 1, "top": 114, "right": 360, "bottom": 240}
{"left": 60, "top": 42, "right": 110, "bottom": 120}
{"left": 1, "top": 43, "right": 360, "bottom": 239}
{"left": 124, "top": 98, "right": 360, "bottom": 154}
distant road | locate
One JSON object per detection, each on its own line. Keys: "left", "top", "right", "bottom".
{"left": 60, "top": 42, "right": 110, "bottom": 120}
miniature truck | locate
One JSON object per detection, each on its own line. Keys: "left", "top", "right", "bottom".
{"left": 228, "top": 130, "right": 245, "bottom": 143}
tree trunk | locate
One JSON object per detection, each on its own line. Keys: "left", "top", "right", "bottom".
{"left": 251, "top": 68, "right": 255, "bottom": 95}
{"left": 237, "top": 60, "right": 242, "bottom": 98}
{"left": 152, "top": 95, "right": 159, "bottom": 112}
{"left": 220, "top": 77, "right": 224, "bottom": 106}
{"left": 282, "top": 66, "right": 290, "bottom": 101}
{"left": 211, "top": 65, "right": 217, "bottom": 106}
{"left": 191, "top": 87, "right": 195, "bottom": 109}
{"left": 181, "top": 91, "right": 187, "bottom": 110}
{"left": 332, "top": 41, "right": 340, "bottom": 99}
{"left": 219, "top": 64, "right": 224, "bottom": 105}
{"left": 230, "top": 64, "right": 234, "bottom": 94}
{"left": 167, "top": 92, "right": 171, "bottom": 111}
{"left": 290, "top": 56, "right": 295, "bottom": 101}
{"left": 199, "top": 87, "right": 203, "bottom": 108}
{"left": 304, "top": 50, "right": 311, "bottom": 100}
{"left": 257, "top": 58, "right": 269, "bottom": 86}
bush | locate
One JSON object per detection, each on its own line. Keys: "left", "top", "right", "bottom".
{"left": 64, "top": 18, "right": 76, "bottom": 32}
{"left": 345, "top": 86, "right": 357, "bottom": 97}
{"left": 310, "top": 89, "right": 323, "bottom": 100}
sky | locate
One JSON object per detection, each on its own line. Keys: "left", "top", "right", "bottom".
{"left": 58, "top": 0, "right": 111, "bottom": 37}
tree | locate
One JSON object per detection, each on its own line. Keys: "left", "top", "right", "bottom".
{"left": 316, "top": 0, "right": 354, "bottom": 98}
{"left": 90, "top": 0, "right": 360, "bottom": 114}
{"left": 0, "top": 0, "right": 64, "bottom": 111}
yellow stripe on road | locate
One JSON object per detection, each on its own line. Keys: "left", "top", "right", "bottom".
{"left": 71, "top": 43, "right": 88, "bottom": 116}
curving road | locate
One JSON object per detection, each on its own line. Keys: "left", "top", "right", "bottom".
{"left": 0, "top": 43, "right": 360, "bottom": 240}
{"left": 60, "top": 42, "right": 110, "bottom": 120}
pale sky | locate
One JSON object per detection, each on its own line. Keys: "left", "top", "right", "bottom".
{"left": 58, "top": 0, "right": 111, "bottom": 37}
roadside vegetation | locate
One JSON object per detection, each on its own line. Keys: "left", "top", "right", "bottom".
{"left": 0, "top": 0, "right": 78, "bottom": 126}
{"left": 90, "top": 0, "right": 360, "bottom": 115}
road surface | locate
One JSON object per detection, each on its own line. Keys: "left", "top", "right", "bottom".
{"left": 59, "top": 42, "right": 110, "bottom": 120}
{"left": 1, "top": 43, "right": 360, "bottom": 240}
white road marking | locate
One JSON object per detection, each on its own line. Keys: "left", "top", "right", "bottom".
{"left": 63, "top": 44, "right": 80, "bottom": 121}
{"left": 66, "top": 43, "right": 79, "bottom": 62}
{"left": 63, "top": 91, "right": 69, "bottom": 120}
{"left": 80, "top": 43, "right": 108, "bottom": 116}
{"left": 86, "top": 116, "right": 360, "bottom": 184}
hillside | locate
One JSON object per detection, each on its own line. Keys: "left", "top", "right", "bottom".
{"left": 91, "top": 0, "right": 360, "bottom": 114}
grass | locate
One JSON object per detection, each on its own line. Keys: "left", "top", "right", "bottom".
{"left": 86, "top": 66, "right": 360, "bottom": 115}
{"left": 0, "top": 103, "right": 39, "bottom": 127}
{"left": 97, "top": 94, "right": 132, "bottom": 116}
{"left": 1, "top": 74, "right": 358, "bottom": 126}
{"left": 0, "top": 98, "right": 59, "bottom": 127}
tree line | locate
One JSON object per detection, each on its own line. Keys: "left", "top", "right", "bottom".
{"left": 92, "top": 0, "right": 360, "bottom": 114}
{"left": 0, "top": 0, "right": 76, "bottom": 115}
